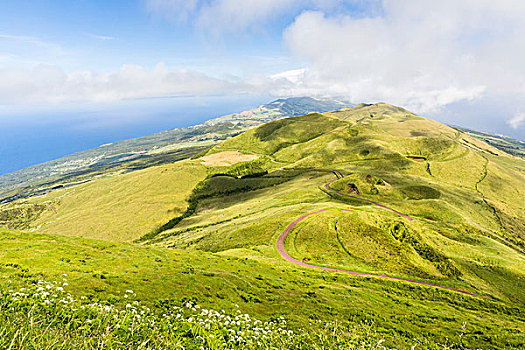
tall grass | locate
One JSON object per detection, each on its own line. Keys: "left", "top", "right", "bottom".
{"left": 1, "top": 279, "right": 398, "bottom": 349}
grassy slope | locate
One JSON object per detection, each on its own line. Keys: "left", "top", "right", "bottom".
{"left": 157, "top": 167, "right": 525, "bottom": 300}
{"left": 1, "top": 228, "right": 524, "bottom": 349}
{"left": 0, "top": 161, "right": 206, "bottom": 241}
{"left": 1, "top": 103, "right": 524, "bottom": 348}
{"left": 154, "top": 104, "right": 525, "bottom": 304}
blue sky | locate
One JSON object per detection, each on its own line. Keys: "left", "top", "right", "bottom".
{"left": 0, "top": 1, "right": 320, "bottom": 74}
{"left": 0, "top": 1, "right": 383, "bottom": 80}
{"left": 0, "top": 0, "right": 524, "bottom": 174}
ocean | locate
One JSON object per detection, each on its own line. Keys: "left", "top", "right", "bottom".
{"left": 0, "top": 95, "right": 269, "bottom": 176}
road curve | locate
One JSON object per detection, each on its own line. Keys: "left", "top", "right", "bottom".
{"left": 276, "top": 208, "right": 481, "bottom": 297}
{"left": 320, "top": 169, "right": 414, "bottom": 220}
{"left": 274, "top": 167, "right": 481, "bottom": 297}
{"left": 322, "top": 184, "right": 414, "bottom": 221}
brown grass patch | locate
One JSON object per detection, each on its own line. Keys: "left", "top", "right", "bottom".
{"left": 200, "top": 151, "right": 259, "bottom": 167}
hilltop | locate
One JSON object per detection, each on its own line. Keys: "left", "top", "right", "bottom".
{"left": 1, "top": 102, "right": 524, "bottom": 348}
{"left": 147, "top": 103, "right": 524, "bottom": 291}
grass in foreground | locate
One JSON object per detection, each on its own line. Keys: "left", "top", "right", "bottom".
{"left": 1, "top": 229, "right": 524, "bottom": 349}
{"left": 0, "top": 279, "right": 487, "bottom": 349}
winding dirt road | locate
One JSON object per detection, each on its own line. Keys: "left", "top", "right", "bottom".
{"left": 275, "top": 167, "right": 481, "bottom": 298}
{"left": 322, "top": 183, "right": 414, "bottom": 221}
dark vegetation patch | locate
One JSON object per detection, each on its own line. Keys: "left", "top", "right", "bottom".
{"left": 388, "top": 222, "right": 461, "bottom": 278}
{"left": 366, "top": 174, "right": 385, "bottom": 186}
{"left": 197, "top": 175, "right": 288, "bottom": 199}
{"left": 347, "top": 183, "right": 360, "bottom": 194}
{"left": 369, "top": 185, "right": 379, "bottom": 195}
{"left": 202, "top": 169, "right": 306, "bottom": 197}
{"left": 207, "top": 158, "right": 269, "bottom": 178}
{"left": 400, "top": 185, "right": 441, "bottom": 200}
{"left": 0, "top": 204, "right": 47, "bottom": 230}
{"left": 137, "top": 165, "right": 309, "bottom": 243}
{"left": 425, "top": 162, "right": 432, "bottom": 176}
{"left": 406, "top": 155, "right": 426, "bottom": 161}
{"left": 484, "top": 148, "right": 499, "bottom": 156}
{"left": 410, "top": 131, "right": 428, "bottom": 137}
{"left": 389, "top": 222, "right": 408, "bottom": 241}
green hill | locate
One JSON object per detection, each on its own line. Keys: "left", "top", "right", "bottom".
{"left": 1, "top": 102, "right": 524, "bottom": 349}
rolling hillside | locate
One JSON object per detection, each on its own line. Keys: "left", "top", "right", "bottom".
{"left": 1, "top": 102, "right": 524, "bottom": 349}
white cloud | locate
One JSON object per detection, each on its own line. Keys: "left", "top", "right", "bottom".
{"left": 144, "top": 0, "right": 354, "bottom": 33}
{"left": 508, "top": 113, "right": 525, "bottom": 130}
{"left": 196, "top": 0, "right": 299, "bottom": 34}
{"left": 0, "top": 63, "right": 247, "bottom": 105}
{"left": 281, "top": 1, "right": 525, "bottom": 114}
{"left": 86, "top": 33, "right": 116, "bottom": 41}
{"left": 269, "top": 68, "right": 306, "bottom": 85}
{"left": 145, "top": 0, "right": 201, "bottom": 21}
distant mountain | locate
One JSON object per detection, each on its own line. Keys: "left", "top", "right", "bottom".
{"left": 0, "top": 97, "right": 350, "bottom": 202}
